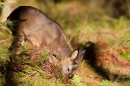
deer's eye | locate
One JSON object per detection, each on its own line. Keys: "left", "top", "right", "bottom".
{"left": 67, "top": 68, "right": 70, "bottom": 71}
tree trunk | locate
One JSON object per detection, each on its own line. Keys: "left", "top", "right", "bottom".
{"left": 0, "top": 0, "right": 16, "bottom": 22}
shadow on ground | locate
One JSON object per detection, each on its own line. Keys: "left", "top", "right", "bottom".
{"left": 81, "top": 41, "right": 130, "bottom": 81}
{"left": 0, "top": 61, "right": 17, "bottom": 86}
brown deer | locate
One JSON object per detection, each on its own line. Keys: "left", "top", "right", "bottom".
{"left": 7, "top": 6, "right": 86, "bottom": 78}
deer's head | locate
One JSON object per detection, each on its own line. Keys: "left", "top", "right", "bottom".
{"left": 61, "top": 50, "right": 86, "bottom": 78}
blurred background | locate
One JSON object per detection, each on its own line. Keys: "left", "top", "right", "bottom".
{"left": 1, "top": 0, "right": 130, "bottom": 51}
{"left": 0, "top": 0, "right": 130, "bottom": 86}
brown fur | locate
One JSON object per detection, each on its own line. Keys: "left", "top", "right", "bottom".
{"left": 7, "top": 6, "right": 86, "bottom": 78}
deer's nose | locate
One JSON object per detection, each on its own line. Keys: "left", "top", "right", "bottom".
{"left": 69, "top": 74, "right": 74, "bottom": 79}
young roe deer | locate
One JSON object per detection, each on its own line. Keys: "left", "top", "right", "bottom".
{"left": 7, "top": 6, "right": 86, "bottom": 78}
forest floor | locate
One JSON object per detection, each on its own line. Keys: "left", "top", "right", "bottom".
{"left": 0, "top": 0, "right": 130, "bottom": 86}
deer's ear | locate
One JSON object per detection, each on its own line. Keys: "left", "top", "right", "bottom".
{"left": 71, "top": 50, "right": 78, "bottom": 60}
{"left": 75, "top": 50, "right": 86, "bottom": 63}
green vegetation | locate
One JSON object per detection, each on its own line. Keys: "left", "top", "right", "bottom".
{"left": 119, "top": 52, "right": 130, "bottom": 61}
{"left": 98, "top": 80, "right": 111, "bottom": 86}
{"left": 71, "top": 74, "right": 86, "bottom": 86}
{"left": 0, "top": 0, "right": 130, "bottom": 86}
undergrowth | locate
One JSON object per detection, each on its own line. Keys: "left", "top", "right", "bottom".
{"left": 1, "top": 0, "right": 130, "bottom": 86}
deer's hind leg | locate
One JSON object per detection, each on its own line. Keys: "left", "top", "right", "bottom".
{"left": 9, "top": 32, "right": 25, "bottom": 62}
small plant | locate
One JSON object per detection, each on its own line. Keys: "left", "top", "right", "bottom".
{"left": 40, "top": 50, "right": 50, "bottom": 65}
{"left": 119, "top": 52, "right": 130, "bottom": 61}
{"left": 71, "top": 74, "right": 86, "bottom": 86}
{"left": 22, "top": 68, "right": 33, "bottom": 73}
{"left": 98, "top": 79, "right": 111, "bottom": 86}
{"left": 38, "top": 71, "right": 46, "bottom": 79}
{"left": 2, "top": 19, "right": 25, "bottom": 30}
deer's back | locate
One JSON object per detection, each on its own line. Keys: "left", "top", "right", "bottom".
{"left": 7, "top": 6, "right": 67, "bottom": 50}
{"left": 8, "top": 6, "right": 63, "bottom": 33}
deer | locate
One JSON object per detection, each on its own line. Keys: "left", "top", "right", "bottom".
{"left": 7, "top": 6, "right": 86, "bottom": 78}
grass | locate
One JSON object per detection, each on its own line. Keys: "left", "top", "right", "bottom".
{"left": 1, "top": 0, "right": 130, "bottom": 86}
{"left": 97, "top": 79, "right": 111, "bottom": 86}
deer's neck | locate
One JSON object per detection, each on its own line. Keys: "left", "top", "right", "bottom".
{"left": 54, "top": 42, "right": 71, "bottom": 61}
